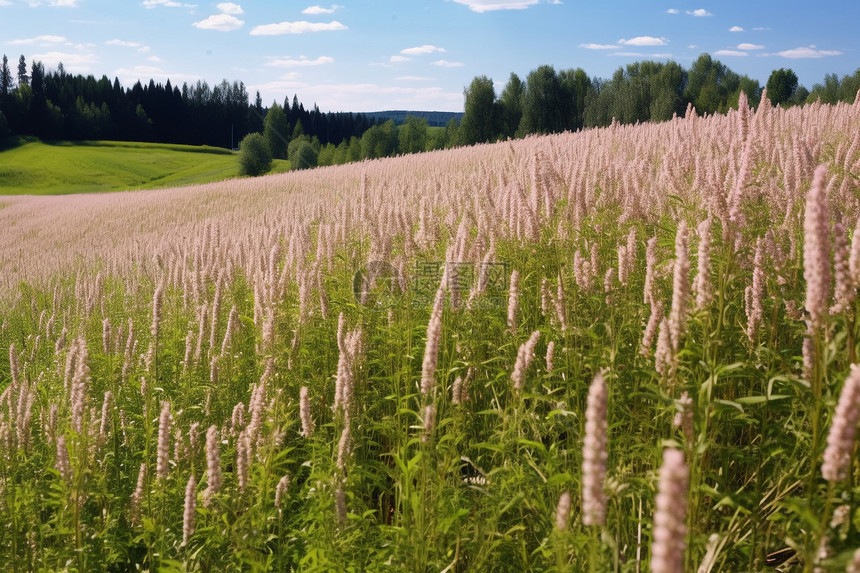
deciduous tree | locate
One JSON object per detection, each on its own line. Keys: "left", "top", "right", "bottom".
{"left": 398, "top": 115, "right": 428, "bottom": 154}
{"left": 766, "top": 68, "right": 799, "bottom": 106}
{"left": 263, "top": 101, "right": 289, "bottom": 159}
{"left": 520, "top": 65, "right": 562, "bottom": 135}
{"left": 460, "top": 75, "right": 496, "bottom": 145}
{"left": 498, "top": 72, "right": 524, "bottom": 139}
{"left": 288, "top": 137, "right": 317, "bottom": 170}
{"left": 238, "top": 132, "right": 272, "bottom": 176}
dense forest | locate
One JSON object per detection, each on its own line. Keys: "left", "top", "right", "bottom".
{"left": 0, "top": 54, "right": 376, "bottom": 149}
{"left": 2, "top": 51, "right": 860, "bottom": 169}
{"left": 458, "top": 54, "right": 860, "bottom": 145}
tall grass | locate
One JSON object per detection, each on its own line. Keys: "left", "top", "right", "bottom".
{"left": 0, "top": 93, "right": 859, "bottom": 571}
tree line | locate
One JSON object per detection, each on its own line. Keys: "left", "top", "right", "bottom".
{"left": 0, "top": 54, "right": 378, "bottom": 148}
{"left": 3, "top": 51, "right": 860, "bottom": 175}
{"left": 458, "top": 54, "right": 860, "bottom": 145}
{"left": 238, "top": 112, "right": 462, "bottom": 175}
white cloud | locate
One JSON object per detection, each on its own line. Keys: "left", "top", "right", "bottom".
{"left": 193, "top": 14, "right": 244, "bottom": 31}
{"left": 579, "top": 43, "right": 618, "bottom": 50}
{"left": 778, "top": 45, "right": 843, "bottom": 59}
{"left": 431, "top": 59, "right": 464, "bottom": 67}
{"left": 450, "top": 0, "right": 539, "bottom": 13}
{"left": 31, "top": 50, "right": 96, "bottom": 73}
{"left": 147, "top": 55, "right": 163, "bottom": 62}
{"left": 389, "top": 55, "right": 411, "bottom": 63}
{"left": 114, "top": 64, "right": 199, "bottom": 86}
{"left": 396, "top": 76, "right": 433, "bottom": 81}
{"left": 216, "top": 2, "right": 242, "bottom": 14}
{"left": 249, "top": 80, "right": 462, "bottom": 113}
{"left": 729, "top": 25, "right": 744, "bottom": 32}
{"left": 9, "top": 35, "right": 69, "bottom": 45}
{"left": 106, "top": 39, "right": 144, "bottom": 48}
{"left": 714, "top": 49, "right": 747, "bottom": 57}
{"left": 618, "top": 36, "right": 668, "bottom": 47}
{"left": 302, "top": 4, "right": 340, "bottom": 14}
{"left": 265, "top": 55, "right": 334, "bottom": 67}
{"left": 686, "top": 8, "right": 712, "bottom": 16}
{"left": 737, "top": 43, "right": 763, "bottom": 50}
{"left": 0, "top": 1, "right": 12, "bottom": 6}
{"left": 611, "top": 51, "right": 672, "bottom": 58}
{"left": 579, "top": 44, "right": 618, "bottom": 50}
{"left": 250, "top": 20, "right": 347, "bottom": 35}
{"left": 28, "top": 0, "right": 80, "bottom": 6}
{"left": 142, "top": 0, "right": 197, "bottom": 8}
{"left": 666, "top": 8, "right": 679, "bottom": 14}
{"left": 116, "top": 64, "right": 163, "bottom": 77}
{"left": 752, "top": 27, "right": 771, "bottom": 31}
{"left": 401, "top": 45, "right": 445, "bottom": 56}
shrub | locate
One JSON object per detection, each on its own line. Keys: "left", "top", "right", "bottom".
{"left": 288, "top": 138, "right": 317, "bottom": 171}
{"left": 238, "top": 132, "right": 272, "bottom": 176}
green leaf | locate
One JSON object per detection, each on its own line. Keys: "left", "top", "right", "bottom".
{"left": 735, "top": 394, "right": 791, "bottom": 405}
{"left": 714, "top": 399, "right": 744, "bottom": 412}
{"left": 516, "top": 438, "right": 547, "bottom": 455}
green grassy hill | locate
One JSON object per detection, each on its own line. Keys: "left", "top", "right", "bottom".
{"left": 0, "top": 138, "right": 289, "bottom": 195}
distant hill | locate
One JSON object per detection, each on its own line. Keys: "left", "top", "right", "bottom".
{"left": 0, "top": 137, "right": 289, "bottom": 195}
{"left": 365, "top": 110, "right": 464, "bottom": 128}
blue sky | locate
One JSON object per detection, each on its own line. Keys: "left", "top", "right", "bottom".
{"left": 1, "top": 0, "right": 859, "bottom": 112}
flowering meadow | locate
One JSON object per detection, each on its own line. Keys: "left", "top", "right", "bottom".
{"left": 2, "top": 91, "right": 860, "bottom": 572}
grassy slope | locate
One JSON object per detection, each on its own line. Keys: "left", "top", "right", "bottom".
{"left": 0, "top": 138, "right": 289, "bottom": 195}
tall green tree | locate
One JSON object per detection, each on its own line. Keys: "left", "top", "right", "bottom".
{"left": 649, "top": 61, "right": 686, "bottom": 121}
{"left": 0, "top": 55, "right": 12, "bottom": 100}
{"left": 684, "top": 54, "right": 739, "bottom": 115}
{"left": 611, "top": 62, "right": 652, "bottom": 124}
{"left": 292, "top": 118, "right": 305, "bottom": 140}
{"left": 443, "top": 117, "right": 460, "bottom": 148}
{"left": 810, "top": 69, "right": 860, "bottom": 104}
{"left": 520, "top": 65, "right": 562, "bottom": 135}
{"left": 398, "top": 115, "right": 428, "bottom": 154}
{"left": 460, "top": 75, "right": 497, "bottom": 145}
{"left": 766, "top": 68, "right": 799, "bottom": 106}
{"left": 558, "top": 68, "right": 591, "bottom": 131}
{"left": 17, "top": 55, "right": 27, "bottom": 87}
{"left": 360, "top": 120, "right": 397, "bottom": 159}
{"left": 347, "top": 136, "right": 362, "bottom": 162}
{"left": 263, "top": 101, "right": 290, "bottom": 159}
{"left": 498, "top": 72, "right": 524, "bottom": 139}
{"left": 727, "top": 75, "right": 762, "bottom": 109}
{"left": 583, "top": 77, "right": 614, "bottom": 127}
{"left": 810, "top": 73, "right": 841, "bottom": 104}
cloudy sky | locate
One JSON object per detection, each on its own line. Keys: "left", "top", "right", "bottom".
{"left": 1, "top": 0, "right": 858, "bottom": 112}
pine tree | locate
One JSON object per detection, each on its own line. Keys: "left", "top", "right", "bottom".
{"left": 17, "top": 55, "right": 28, "bottom": 87}
{"left": 0, "top": 55, "right": 12, "bottom": 99}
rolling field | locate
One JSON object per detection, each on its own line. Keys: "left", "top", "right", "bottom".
{"left": 0, "top": 138, "right": 289, "bottom": 195}
{"left": 1, "top": 94, "right": 860, "bottom": 571}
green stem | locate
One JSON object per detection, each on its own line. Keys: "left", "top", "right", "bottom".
{"left": 809, "top": 330, "right": 824, "bottom": 502}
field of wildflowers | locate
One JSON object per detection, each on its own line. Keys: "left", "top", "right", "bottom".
{"left": 1, "top": 91, "right": 860, "bottom": 571}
